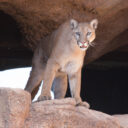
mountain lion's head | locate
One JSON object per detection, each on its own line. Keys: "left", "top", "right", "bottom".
{"left": 70, "top": 19, "right": 98, "bottom": 51}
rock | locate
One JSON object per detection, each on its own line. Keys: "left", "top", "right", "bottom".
{"left": 0, "top": 88, "right": 31, "bottom": 128}
{"left": 0, "top": 88, "right": 126, "bottom": 128}
{"left": 113, "top": 115, "right": 128, "bottom": 128}
{"left": 25, "top": 98, "right": 120, "bottom": 128}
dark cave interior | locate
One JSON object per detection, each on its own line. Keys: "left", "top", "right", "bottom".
{"left": 0, "top": 11, "right": 32, "bottom": 70}
{"left": 0, "top": 10, "right": 128, "bottom": 115}
{"left": 81, "top": 67, "right": 128, "bottom": 115}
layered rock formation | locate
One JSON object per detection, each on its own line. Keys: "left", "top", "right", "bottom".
{"left": 0, "top": 88, "right": 128, "bottom": 128}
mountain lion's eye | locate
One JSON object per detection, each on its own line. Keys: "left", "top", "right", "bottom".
{"left": 75, "top": 32, "right": 80, "bottom": 37}
{"left": 87, "top": 32, "right": 92, "bottom": 36}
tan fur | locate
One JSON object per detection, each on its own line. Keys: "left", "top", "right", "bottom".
{"left": 25, "top": 19, "right": 98, "bottom": 107}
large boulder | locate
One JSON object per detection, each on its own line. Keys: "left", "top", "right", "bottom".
{"left": 114, "top": 115, "right": 128, "bottom": 128}
{"left": 25, "top": 98, "right": 120, "bottom": 128}
{"left": 1, "top": 88, "right": 126, "bottom": 128}
{"left": 0, "top": 88, "right": 31, "bottom": 128}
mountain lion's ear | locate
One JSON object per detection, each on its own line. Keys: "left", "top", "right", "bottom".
{"left": 90, "top": 19, "right": 98, "bottom": 30}
{"left": 70, "top": 19, "right": 78, "bottom": 30}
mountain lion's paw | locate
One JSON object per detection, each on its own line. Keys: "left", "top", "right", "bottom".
{"left": 38, "top": 95, "right": 51, "bottom": 101}
{"left": 76, "top": 101, "right": 90, "bottom": 108}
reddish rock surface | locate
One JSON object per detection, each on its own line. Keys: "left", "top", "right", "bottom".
{"left": 1, "top": 88, "right": 128, "bottom": 128}
{"left": 25, "top": 98, "right": 120, "bottom": 128}
{"left": 0, "top": 88, "right": 31, "bottom": 128}
{"left": 114, "top": 115, "right": 128, "bottom": 128}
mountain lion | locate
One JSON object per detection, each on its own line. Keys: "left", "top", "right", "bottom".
{"left": 25, "top": 19, "right": 98, "bottom": 108}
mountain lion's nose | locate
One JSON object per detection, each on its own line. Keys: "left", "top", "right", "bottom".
{"left": 81, "top": 42, "right": 85, "bottom": 44}
{"left": 81, "top": 42, "right": 88, "bottom": 45}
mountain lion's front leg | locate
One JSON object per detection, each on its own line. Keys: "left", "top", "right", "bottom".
{"left": 68, "top": 69, "right": 90, "bottom": 108}
{"left": 25, "top": 67, "right": 44, "bottom": 95}
{"left": 38, "top": 60, "right": 59, "bottom": 101}
{"left": 52, "top": 73, "right": 68, "bottom": 99}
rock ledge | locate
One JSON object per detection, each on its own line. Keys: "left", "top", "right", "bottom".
{"left": 0, "top": 88, "right": 127, "bottom": 128}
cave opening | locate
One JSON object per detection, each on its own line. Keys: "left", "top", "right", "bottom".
{"left": 0, "top": 11, "right": 22, "bottom": 51}
{"left": 81, "top": 66, "right": 128, "bottom": 115}
{"left": 0, "top": 10, "right": 32, "bottom": 70}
